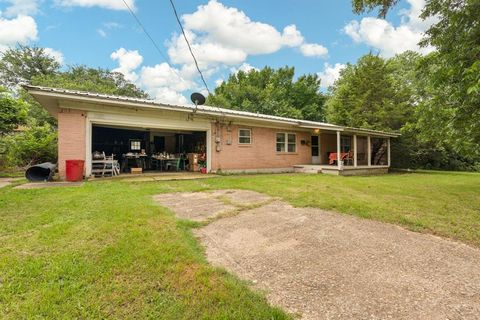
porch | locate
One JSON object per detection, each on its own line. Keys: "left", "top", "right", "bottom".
{"left": 293, "top": 165, "right": 389, "bottom": 175}
{"left": 295, "top": 128, "right": 393, "bottom": 175}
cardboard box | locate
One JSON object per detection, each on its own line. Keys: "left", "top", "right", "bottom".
{"left": 131, "top": 167, "right": 143, "bottom": 174}
{"left": 187, "top": 153, "right": 199, "bottom": 171}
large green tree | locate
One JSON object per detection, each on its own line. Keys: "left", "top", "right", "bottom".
{"left": 32, "top": 66, "right": 148, "bottom": 99}
{"left": 325, "top": 53, "right": 417, "bottom": 131}
{"left": 207, "top": 66, "right": 326, "bottom": 121}
{"left": 0, "top": 87, "right": 28, "bottom": 135}
{"left": 417, "top": 0, "right": 480, "bottom": 156}
{"left": 0, "top": 45, "right": 61, "bottom": 89}
{"left": 351, "top": 0, "right": 480, "bottom": 157}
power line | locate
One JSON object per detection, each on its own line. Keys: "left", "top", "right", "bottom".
{"left": 168, "top": 0, "right": 211, "bottom": 96}
{"left": 120, "top": 0, "right": 186, "bottom": 88}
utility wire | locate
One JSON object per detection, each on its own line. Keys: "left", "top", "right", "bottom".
{"left": 120, "top": 0, "right": 186, "bottom": 90}
{"left": 122, "top": 0, "right": 221, "bottom": 116}
{"left": 168, "top": 0, "right": 211, "bottom": 96}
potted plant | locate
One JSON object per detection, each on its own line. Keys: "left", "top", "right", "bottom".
{"left": 198, "top": 160, "right": 207, "bottom": 174}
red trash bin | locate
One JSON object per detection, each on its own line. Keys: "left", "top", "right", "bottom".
{"left": 65, "top": 160, "right": 84, "bottom": 182}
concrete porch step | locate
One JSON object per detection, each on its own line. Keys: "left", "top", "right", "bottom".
{"left": 293, "top": 165, "right": 322, "bottom": 174}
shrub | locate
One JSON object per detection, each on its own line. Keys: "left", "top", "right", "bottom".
{"left": 1, "top": 123, "right": 57, "bottom": 168}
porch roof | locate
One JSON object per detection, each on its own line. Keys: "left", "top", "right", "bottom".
{"left": 24, "top": 85, "right": 400, "bottom": 138}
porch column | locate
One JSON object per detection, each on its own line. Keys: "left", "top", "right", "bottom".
{"left": 387, "top": 137, "right": 391, "bottom": 167}
{"left": 336, "top": 131, "right": 341, "bottom": 170}
{"left": 353, "top": 134, "right": 357, "bottom": 167}
{"left": 367, "top": 135, "right": 371, "bottom": 167}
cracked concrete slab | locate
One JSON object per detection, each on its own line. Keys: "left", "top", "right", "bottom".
{"left": 208, "top": 189, "right": 273, "bottom": 207}
{"left": 156, "top": 190, "right": 480, "bottom": 319}
{"left": 153, "top": 192, "right": 236, "bottom": 221}
{"left": 153, "top": 189, "right": 273, "bottom": 222}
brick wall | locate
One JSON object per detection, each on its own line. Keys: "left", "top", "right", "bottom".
{"left": 57, "top": 109, "right": 86, "bottom": 179}
{"left": 210, "top": 123, "right": 311, "bottom": 171}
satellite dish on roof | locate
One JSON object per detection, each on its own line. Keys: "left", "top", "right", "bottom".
{"left": 190, "top": 92, "right": 206, "bottom": 106}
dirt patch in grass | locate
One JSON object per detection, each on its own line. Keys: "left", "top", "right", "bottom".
{"left": 158, "top": 189, "right": 480, "bottom": 320}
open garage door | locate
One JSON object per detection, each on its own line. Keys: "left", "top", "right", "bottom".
{"left": 90, "top": 124, "right": 207, "bottom": 176}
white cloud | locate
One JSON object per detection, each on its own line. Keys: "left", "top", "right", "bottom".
{"left": 97, "top": 28, "right": 107, "bottom": 37}
{"left": 44, "top": 47, "right": 64, "bottom": 65}
{"left": 110, "top": 48, "right": 142, "bottom": 82}
{"left": 230, "top": 62, "right": 258, "bottom": 75}
{"left": 110, "top": 47, "right": 196, "bottom": 104}
{"left": 3, "top": 0, "right": 39, "bottom": 17}
{"left": 343, "top": 0, "right": 435, "bottom": 57}
{"left": 167, "top": 30, "right": 247, "bottom": 67}
{"left": 104, "top": 21, "right": 121, "bottom": 29}
{"left": 139, "top": 63, "right": 192, "bottom": 104}
{"left": 96, "top": 22, "right": 121, "bottom": 38}
{"left": 139, "top": 63, "right": 194, "bottom": 93}
{"left": 0, "top": 14, "right": 38, "bottom": 51}
{"left": 55, "top": 0, "right": 135, "bottom": 11}
{"left": 299, "top": 43, "right": 328, "bottom": 58}
{"left": 146, "top": 87, "right": 188, "bottom": 105}
{"left": 318, "top": 63, "right": 346, "bottom": 88}
{"left": 167, "top": 0, "right": 328, "bottom": 68}
{"left": 281, "top": 25, "right": 304, "bottom": 47}
{"left": 181, "top": 0, "right": 284, "bottom": 55}
{"left": 214, "top": 78, "right": 224, "bottom": 87}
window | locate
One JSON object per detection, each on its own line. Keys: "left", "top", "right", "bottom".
{"left": 130, "top": 139, "right": 141, "bottom": 151}
{"left": 238, "top": 128, "right": 251, "bottom": 144}
{"left": 276, "top": 133, "right": 296, "bottom": 153}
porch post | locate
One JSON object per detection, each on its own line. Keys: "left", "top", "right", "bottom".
{"left": 336, "top": 131, "right": 341, "bottom": 170}
{"left": 353, "top": 134, "right": 357, "bottom": 167}
{"left": 387, "top": 137, "right": 391, "bottom": 167}
{"left": 367, "top": 135, "right": 371, "bottom": 167}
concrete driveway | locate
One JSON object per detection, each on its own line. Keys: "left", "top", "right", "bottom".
{"left": 155, "top": 190, "right": 480, "bottom": 320}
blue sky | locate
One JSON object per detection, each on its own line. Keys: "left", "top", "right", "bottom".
{"left": 0, "top": 0, "right": 434, "bottom": 103}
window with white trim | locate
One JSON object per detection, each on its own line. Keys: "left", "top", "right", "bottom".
{"left": 130, "top": 139, "right": 141, "bottom": 151}
{"left": 276, "top": 133, "right": 296, "bottom": 153}
{"left": 238, "top": 128, "right": 251, "bottom": 144}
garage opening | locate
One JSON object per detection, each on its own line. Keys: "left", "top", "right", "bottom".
{"left": 91, "top": 124, "right": 207, "bottom": 176}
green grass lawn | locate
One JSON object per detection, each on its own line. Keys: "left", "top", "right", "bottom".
{"left": 1, "top": 171, "right": 479, "bottom": 319}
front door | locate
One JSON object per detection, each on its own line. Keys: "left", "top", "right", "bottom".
{"left": 311, "top": 135, "right": 320, "bottom": 164}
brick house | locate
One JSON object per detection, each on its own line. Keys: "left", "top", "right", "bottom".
{"left": 25, "top": 85, "right": 399, "bottom": 179}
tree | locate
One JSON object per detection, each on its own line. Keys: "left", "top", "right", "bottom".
{"left": 0, "top": 87, "right": 28, "bottom": 135}
{"left": 417, "top": 0, "right": 480, "bottom": 156}
{"left": 350, "top": 0, "right": 480, "bottom": 157}
{"left": 351, "top": 0, "right": 399, "bottom": 17}
{"left": 0, "top": 45, "right": 61, "bottom": 89}
{"left": 32, "top": 66, "right": 148, "bottom": 99}
{"left": 325, "top": 53, "right": 416, "bottom": 131}
{"left": 207, "top": 67, "right": 326, "bottom": 121}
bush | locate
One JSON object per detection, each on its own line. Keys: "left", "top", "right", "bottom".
{"left": 391, "top": 127, "right": 480, "bottom": 172}
{"left": 0, "top": 123, "right": 57, "bottom": 168}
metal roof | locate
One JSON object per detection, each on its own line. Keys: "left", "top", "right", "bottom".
{"left": 23, "top": 85, "right": 400, "bottom": 137}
